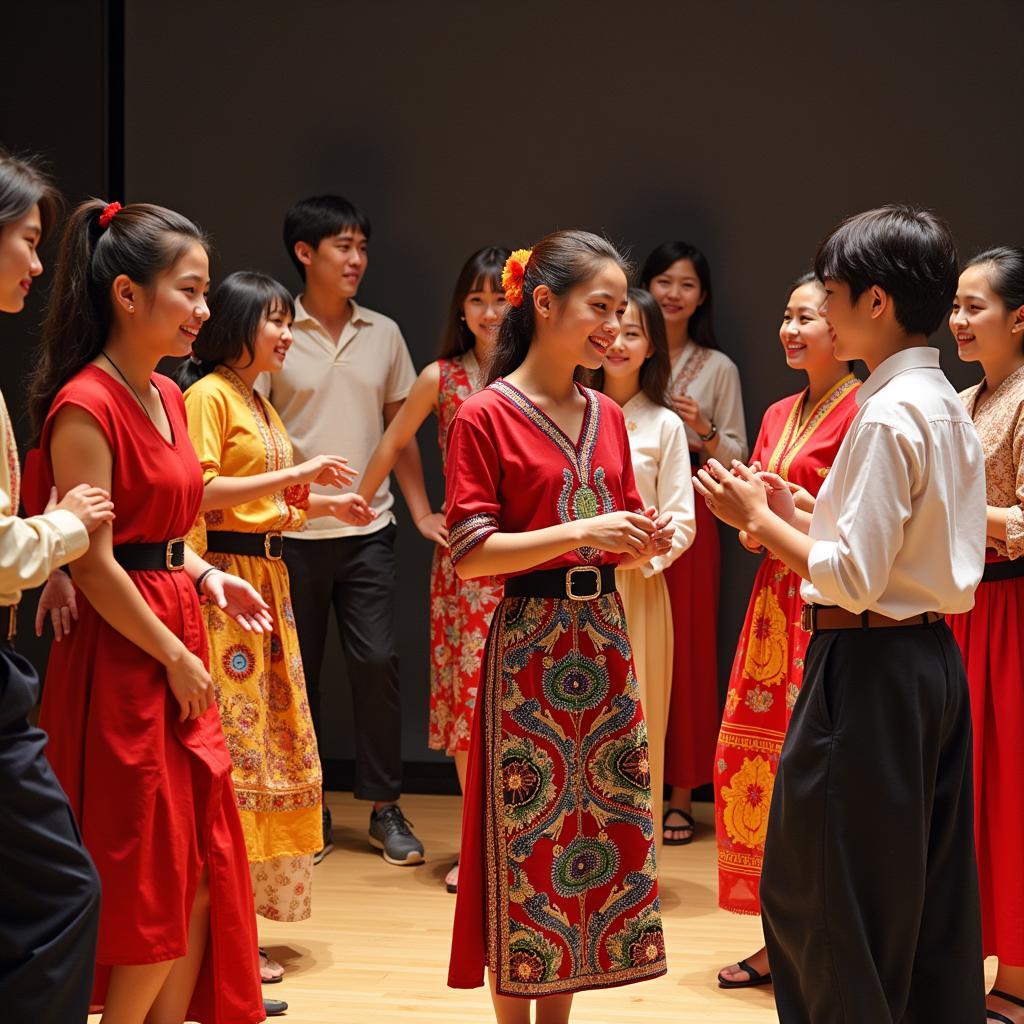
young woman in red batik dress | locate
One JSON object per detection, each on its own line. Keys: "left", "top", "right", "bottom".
{"left": 445, "top": 233, "right": 674, "bottom": 1024}
{"left": 715, "top": 273, "right": 859, "bottom": 991}
{"left": 947, "top": 249, "right": 1024, "bottom": 1024}
{"left": 27, "top": 200, "right": 271, "bottom": 1024}
{"left": 360, "top": 246, "right": 510, "bottom": 894}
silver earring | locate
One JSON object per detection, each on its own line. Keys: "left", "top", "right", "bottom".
{"left": 128, "top": 304, "right": 135, "bottom": 312}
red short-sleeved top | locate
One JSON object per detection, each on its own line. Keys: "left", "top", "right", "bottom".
{"left": 445, "top": 380, "right": 643, "bottom": 577}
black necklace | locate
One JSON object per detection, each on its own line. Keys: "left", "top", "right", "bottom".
{"left": 100, "top": 350, "right": 153, "bottom": 422}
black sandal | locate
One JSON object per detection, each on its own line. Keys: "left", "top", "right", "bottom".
{"left": 988, "top": 989, "right": 1024, "bottom": 1023}
{"left": 662, "top": 807, "right": 696, "bottom": 846}
{"left": 718, "top": 957, "right": 773, "bottom": 989}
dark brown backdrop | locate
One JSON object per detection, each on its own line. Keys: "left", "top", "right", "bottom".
{"left": 4, "top": 0, "right": 1022, "bottom": 788}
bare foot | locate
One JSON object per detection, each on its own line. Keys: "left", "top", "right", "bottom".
{"left": 988, "top": 993, "right": 1024, "bottom": 1023}
{"left": 718, "top": 945, "right": 770, "bottom": 985}
{"left": 445, "top": 861, "right": 459, "bottom": 892}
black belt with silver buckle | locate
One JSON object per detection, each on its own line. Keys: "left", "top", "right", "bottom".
{"left": 205, "top": 530, "right": 284, "bottom": 560}
{"left": 113, "top": 538, "right": 187, "bottom": 572}
{"left": 1, "top": 605, "right": 17, "bottom": 647}
{"left": 504, "top": 565, "right": 617, "bottom": 602}
{"left": 981, "top": 559, "right": 1024, "bottom": 583}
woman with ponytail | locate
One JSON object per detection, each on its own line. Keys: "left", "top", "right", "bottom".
{"left": 445, "top": 231, "right": 673, "bottom": 1022}
{"left": 0, "top": 150, "right": 110, "bottom": 1023}
{"left": 175, "top": 270, "right": 369, "bottom": 986}
{"left": 26, "top": 200, "right": 271, "bottom": 1024}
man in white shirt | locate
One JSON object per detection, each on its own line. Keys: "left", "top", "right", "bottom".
{"left": 694, "top": 206, "right": 986, "bottom": 1022}
{"left": 260, "top": 196, "right": 443, "bottom": 867}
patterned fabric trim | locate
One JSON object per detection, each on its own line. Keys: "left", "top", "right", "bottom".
{"left": 490, "top": 380, "right": 601, "bottom": 482}
{"left": 216, "top": 366, "right": 294, "bottom": 530}
{"left": 669, "top": 344, "right": 713, "bottom": 394}
{"left": 234, "top": 785, "right": 321, "bottom": 814}
{"left": 766, "top": 374, "right": 859, "bottom": 479}
{"left": 449, "top": 512, "right": 499, "bottom": 564}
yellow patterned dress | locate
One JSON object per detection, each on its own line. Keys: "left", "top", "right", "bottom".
{"left": 184, "top": 366, "right": 321, "bottom": 922}
{"left": 715, "top": 376, "right": 858, "bottom": 915}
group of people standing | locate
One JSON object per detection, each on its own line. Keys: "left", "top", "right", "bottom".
{"left": 0, "top": 140, "right": 1021, "bottom": 1024}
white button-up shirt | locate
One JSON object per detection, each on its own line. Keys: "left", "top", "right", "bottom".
{"left": 801, "top": 346, "right": 986, "bottom": 618}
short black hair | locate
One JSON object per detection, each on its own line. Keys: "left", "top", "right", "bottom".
{"left": 814, "top": 204, "right": 958, "bottom": 337}
{"left": 283, "top": 195, "right": 371, "bottom": 280}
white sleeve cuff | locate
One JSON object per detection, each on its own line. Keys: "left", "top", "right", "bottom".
{"left": 807, "top": 539, "right": 840, "bottom": 602}
{"left": 42, "top": 508, "right": 90, "bottom": 564}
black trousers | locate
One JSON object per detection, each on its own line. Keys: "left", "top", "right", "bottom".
{"left": 760, "top": 620, "right": 985, "bottom": 1024}
{"left": 0, "top": 646, "right": 100, "bottom": 1023}
{"left": 284, "top": 525, "right": 401, "bottom": 802}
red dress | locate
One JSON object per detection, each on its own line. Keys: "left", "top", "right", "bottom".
{"left": 446, "top": 381, "right": 667, "bottom": 997}
{"left": 949, "top": 366, "right": 1024, "bottom": 965}
{"left": 32, "top": 368, "right": 263, "bottom": 1023}
{"left": 715, "top": 376, "right": 859, "bottom": 915}
{"left": 428, "top": 358, "right": 503, "bottom": 754}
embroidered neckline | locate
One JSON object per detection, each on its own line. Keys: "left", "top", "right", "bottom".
{"left": 766, "top": 373, "right": 859, "bottom": 480}
{"left": 215, "top": 366, "right": 293, "bottom": 529}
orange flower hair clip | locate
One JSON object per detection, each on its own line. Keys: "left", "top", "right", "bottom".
{"left": 502, "top": 248, "right": 533, "bottom": 308}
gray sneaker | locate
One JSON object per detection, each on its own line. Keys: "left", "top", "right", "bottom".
{"left": 368, "top": 804, "right": 425, "bottom": 866}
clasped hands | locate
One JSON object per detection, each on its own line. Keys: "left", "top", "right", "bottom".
{"left": 692, "top": 458, "right": 807, "bottom": 545}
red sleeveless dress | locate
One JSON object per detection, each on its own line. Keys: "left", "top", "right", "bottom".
{"left": 31, "top": 367, "right": 263, "bottom": 1024}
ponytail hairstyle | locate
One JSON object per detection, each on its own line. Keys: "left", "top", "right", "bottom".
{"left": 640, "top": 240, "right": 719, "bottom": 350}
{"left": 0, "top": 149, "right": 61, "bottom": 242}
{"left": 589, "top": 287, "right": 672, "bottom": 408}
{"left": 438, "top": 246, "right": 511, "bottom": 359}
{"left": 29, "top": 199, "right": 208, "bottom": 439}
{"left": 965, "top": 247, "right": 1024, "bottom": 342}
{"left": 487, "top": 229, "right": 631, "bottom": 385}
{"left": 173, "top": 271, "right": 295, "bottom": 391}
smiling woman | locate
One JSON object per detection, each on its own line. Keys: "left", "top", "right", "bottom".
{"left": 22, "top": 200, "right": 270, "bottom": 1023}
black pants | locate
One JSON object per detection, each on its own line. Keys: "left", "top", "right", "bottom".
{"left": 760, "top": 620, "right": 985, "bottom": 1023}
{"left": 285, "top": 526, "right": 401, "bottom": 802}
{"left": 0, "top": 646, "right": 100, "bottom": 1023}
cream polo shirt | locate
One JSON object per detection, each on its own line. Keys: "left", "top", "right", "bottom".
{"left": 801, "top": 347, "right": 986, "bottom": 618}
{"left": 256, "top": 296, "right": 416, "bottom": 540}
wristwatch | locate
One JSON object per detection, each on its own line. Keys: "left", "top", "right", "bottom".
{"left": 698, "top": 420, "right": 718, "bottom": 442}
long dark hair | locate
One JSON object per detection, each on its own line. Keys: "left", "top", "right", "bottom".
{"left": 438, "top": 246, "right": 511, "bottom": 359}
{"left": 487, "top": 230, "right": 631, "bottom": 384}
{"left": 0, "top": 149, "right": 61, "bottom": 241}
{"left": 173, "top": 271, "right": 295, "bottom": 391}
{"left": 590, "top": 287, "right": 671, "bottom": 408}
{"left": 28, "top": 199, "right": 208, "bottom": 440}
{"left": 640, "top": 240, "right": 718, "bottom": 350}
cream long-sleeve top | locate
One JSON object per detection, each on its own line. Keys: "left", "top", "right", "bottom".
{"left": 0, "top": 391, "right": 88, "bottom": 606}
{"left": 959, "top": 363, "right": 1024, "bottom": 560}
{"left": 800, "top": 347, "right": 986, "bottom": 617}
{"left": 621, "top": 391, "right": 696, "bottom": 578}
{"left": 669, "top": 341, "right": 748, "bottom": 463}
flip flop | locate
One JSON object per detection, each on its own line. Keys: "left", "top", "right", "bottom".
{"left": 662, "top": 807, "right": 696, "bottom": 846}
{"left": 718, "top": 957, "right": 773, "bottom": 989}
{"left": 259, "top": 948, "right": 284, "bottom": 984}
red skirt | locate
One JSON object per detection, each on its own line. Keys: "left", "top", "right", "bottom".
{"left": 663, "top": 496, "right": 721, "bottom": 790}
{"left": 948, "top": 554, "right": 1024, "bottom": 966}
{"left": 449, "top": 592, "right": 667, "bottom": 997}
{"left": 715, "top": 555, "right": 809, "bottom": 915}
{"left": 41, "top": 570, "right": 263, "bottom": 1024}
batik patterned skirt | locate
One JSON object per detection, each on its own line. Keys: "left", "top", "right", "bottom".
{"left": 449, "top": 590, "right": 667, "bottom": 997}
{"left": 203, "top": 549, "right": 321, "bottom": 922}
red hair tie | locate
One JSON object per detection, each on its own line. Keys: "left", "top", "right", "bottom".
{"left": 98, "top": 201, "right": 122, "bottom": 229}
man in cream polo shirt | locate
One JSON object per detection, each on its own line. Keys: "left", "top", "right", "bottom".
{"left": 258, "top": 195, "right": 442, "bottom": 867}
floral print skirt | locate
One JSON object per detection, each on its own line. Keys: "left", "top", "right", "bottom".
{"left": 428, "top": 543, "right": 502, "bottom": 755}
{"left": 203, "top": 551, "right": 322, "bottom": 921}
{"left": 714, "top": 555, "right": 810, "bottom": 916}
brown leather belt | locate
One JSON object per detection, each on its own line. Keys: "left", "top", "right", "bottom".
{"left": 801, "top": 604, "right": 943, "bottom": 633}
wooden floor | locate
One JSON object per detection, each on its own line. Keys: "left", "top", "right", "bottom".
{"left": 90, "top": 791, "right": 997, "bottom": 1022}
{"left": 240, "top": 795, "right": 776, "bottom": 1022}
